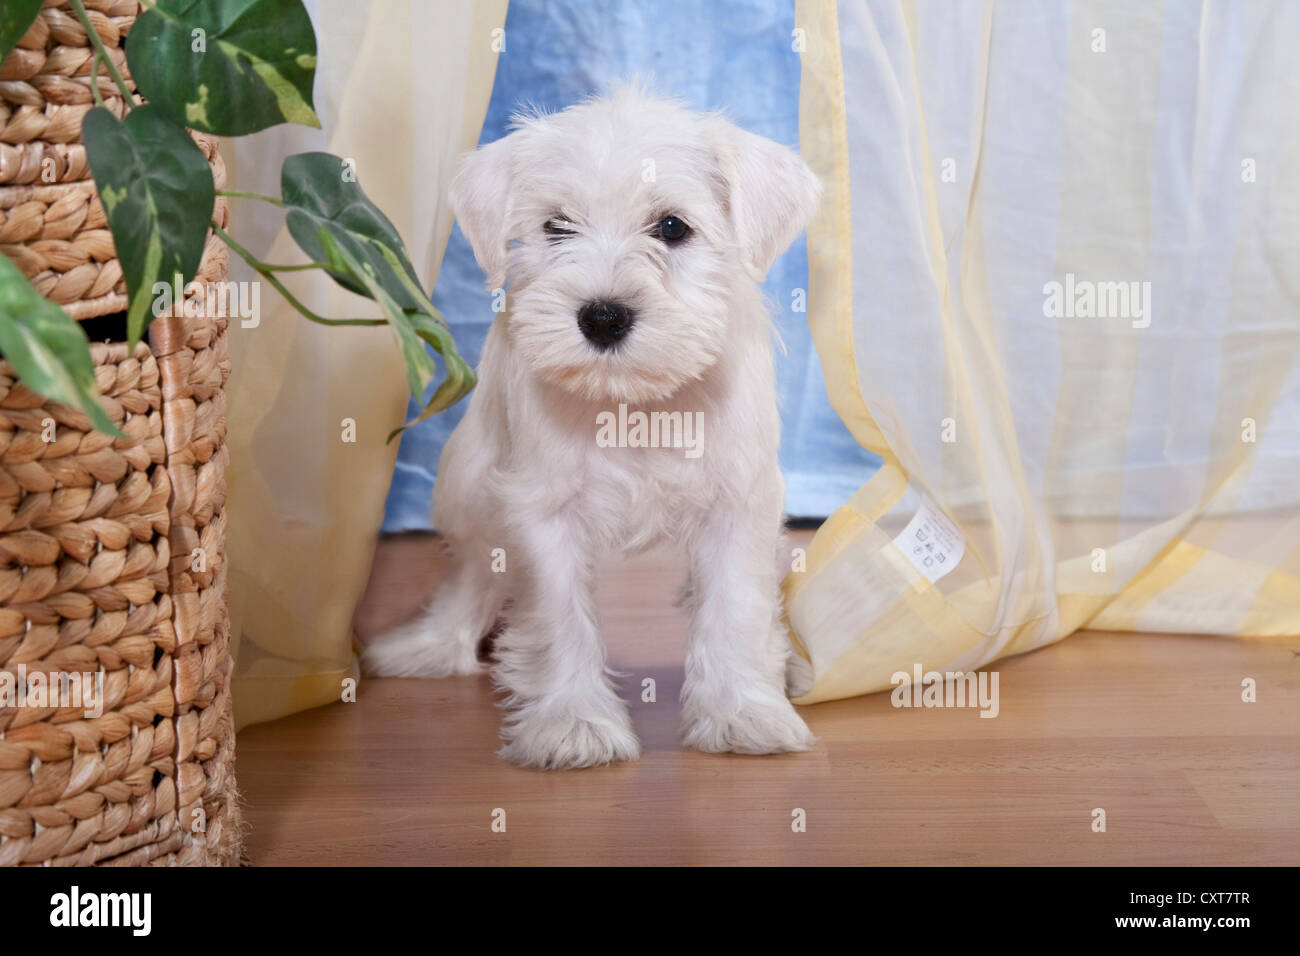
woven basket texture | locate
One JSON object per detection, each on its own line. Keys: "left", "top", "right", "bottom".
{"left": 0, "top": 0, "right": 241, "bottom": 866}
{"left": 0, "top": 0, "right": 138, "bottom": 186}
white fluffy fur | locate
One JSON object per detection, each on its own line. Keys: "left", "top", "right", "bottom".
{"left": 363, "top": 88, "right": 822, "bottom": 770}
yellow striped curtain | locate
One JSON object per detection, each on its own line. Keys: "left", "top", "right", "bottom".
{"left": 223, "top": 0, "right": 507, "bottom": 728}
{"left": 787, "top": 0, "right": 1300, "bottom": 704}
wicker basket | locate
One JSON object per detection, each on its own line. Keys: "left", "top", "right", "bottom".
{"left": 0, "top": 135, "right": 229, "bottom": 319}
{"left": 0, "top": 0, "right": 240, "bottom": 866}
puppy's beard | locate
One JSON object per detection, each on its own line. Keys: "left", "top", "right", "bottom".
{"left": 545, "top": 356, "right": 703, "bottom": 404}
{"left": 508, "top": 302, "right": 728, "bottom": 404}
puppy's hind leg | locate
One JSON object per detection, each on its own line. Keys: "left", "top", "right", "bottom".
{"left": 362, "top": 542, "right": 507, "bottom": 677}
{"left": 363, "top": 356, "right": 512, "bottom": 678}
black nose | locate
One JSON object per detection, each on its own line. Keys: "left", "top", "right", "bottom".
{"left": 577, "top": 300, "right": 635, "bottom": 350}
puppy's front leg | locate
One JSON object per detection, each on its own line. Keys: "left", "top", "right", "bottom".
{"left": 493, "top": 510, "right": 640, "bottom": 769}
{"left": 681, "top": 495, "right": 815, "bottom": 755}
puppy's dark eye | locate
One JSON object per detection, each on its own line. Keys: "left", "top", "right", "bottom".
{"left": 656, "top": 215, "right": 690, "bottom": 244}
{"left": 544, "top": 217, "right": 575, "bottom": 238}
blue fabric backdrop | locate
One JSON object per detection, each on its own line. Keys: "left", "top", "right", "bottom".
{"left": 382, "top": 0, "right": 880, "bottom": 530}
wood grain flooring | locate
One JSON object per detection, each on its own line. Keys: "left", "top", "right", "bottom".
{"left": 236, "top": 531, "right": 1300, "bottom": 865}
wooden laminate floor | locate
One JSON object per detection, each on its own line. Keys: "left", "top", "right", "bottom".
{"left": 236, "top": 531, "right": 1300, "bottom": 865}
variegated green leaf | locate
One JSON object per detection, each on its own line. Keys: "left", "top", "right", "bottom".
{"left": 0, "top": 255, "right": 122, "bottom": 437}
{"left": 126, "top": 0, "right": 319, "bottom": 136}
{"left": 0, "top": 0, "right": 42, "bottom": 64}
{"left": 315, "top": 230, "right": 476, "bottom": 442}
{"left": 366, "top": 241, "right": 475, "bottom": 436}
{"left": 82, "top": 105, "right": 215, "bottom": 348}
{"left": 391, "top": 307, "right": 477, "bottom": 441}
{"left": 282, "top": 152, "right": 427, "bottom": 311}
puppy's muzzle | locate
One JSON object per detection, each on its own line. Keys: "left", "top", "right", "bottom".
{"left": 577, "top": 300, "right": 635, "bottom": 350}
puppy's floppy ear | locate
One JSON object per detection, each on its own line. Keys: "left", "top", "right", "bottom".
{"left": 714, "top": 123, "right": 823, "bottom": 281}
{"left": 449, "top": 134, "right": 514, "bottom": 289}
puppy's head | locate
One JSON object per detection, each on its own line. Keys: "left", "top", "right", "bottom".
{"left": 450, "top": 87, "right": 821, "bottom": 403}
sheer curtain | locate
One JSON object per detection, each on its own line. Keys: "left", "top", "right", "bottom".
{"left": 222, "top": 0, "right": 507, "bottom": 728}
{"left": 788, "top": 0, "right": 1300, "bottom": 703}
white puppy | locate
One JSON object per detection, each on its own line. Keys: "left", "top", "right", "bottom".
{"left": 364, "top": 87, "right": 821, "bottom": 770}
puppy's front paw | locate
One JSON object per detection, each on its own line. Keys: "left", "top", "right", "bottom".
{"left": 361, "top": 623, "right": 483, "bottom": 677}
{"left": 499, "top": 700, "right": 641, "bottom": 770}
{"left": 682, "top": 691, "right": 815, "bottom": 755}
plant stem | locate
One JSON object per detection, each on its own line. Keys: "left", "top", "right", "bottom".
{"left": 89, "top": 52, "right": 107, "bottom": 109}
{"left": 211, "top": 222, "right": 385, "bottom": 327}
{"left": 216, "top": 189, "right": 286, "bottom": 207}
{"left": 69, "top": 0, "right": 134, "bottom": 106}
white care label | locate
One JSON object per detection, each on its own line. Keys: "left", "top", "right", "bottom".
{"left": 890, "top": 494, "right": 965, "bottom": 583}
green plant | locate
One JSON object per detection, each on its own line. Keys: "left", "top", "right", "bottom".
{"left": 0, "top": 0, "right": 474, "bottom": 440}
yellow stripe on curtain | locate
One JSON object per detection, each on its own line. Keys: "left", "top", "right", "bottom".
{"left": 224, "top": 0, "right": 508, "bottom": 729}
{"left": 787, "top": 0, "right": 1300, "bottom": 705}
